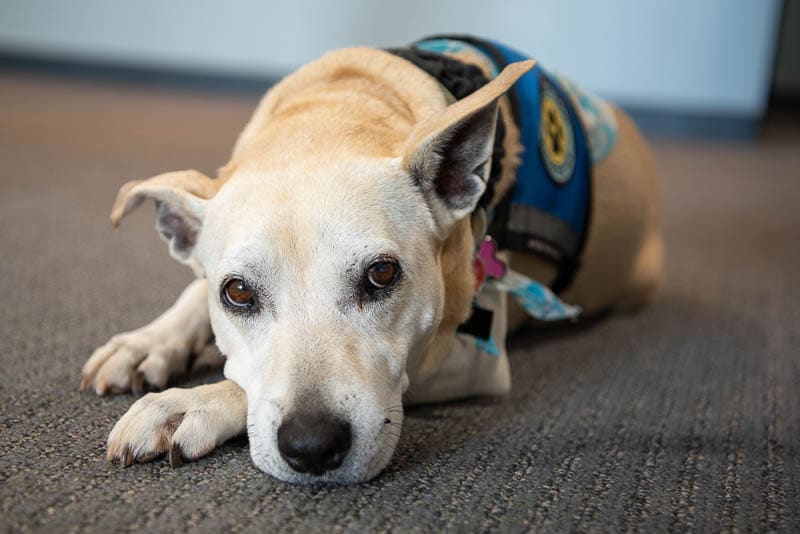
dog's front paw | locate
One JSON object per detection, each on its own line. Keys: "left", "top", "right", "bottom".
{"left": 81, "top": 329, "right": 195, "bottom": 395}
{"left": 107, "top": 387, "right": 229, "bottom": 468}
{"left": 82, "top": 279, "right": 212, "bottom": 395}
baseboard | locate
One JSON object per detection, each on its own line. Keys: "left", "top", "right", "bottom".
{"left": 624, "top": 107, "right": 759, "bottom": 140}
{"left": 1, "top": 49, "right": 760, "bottom": 140}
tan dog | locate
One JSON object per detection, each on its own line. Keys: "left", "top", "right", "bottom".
{"left": 80, "top": 41, "right": 662, "bottom": 483}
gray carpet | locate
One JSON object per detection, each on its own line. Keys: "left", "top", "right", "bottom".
{"left": 1, "top": 70, "right": 798, "bottom": 532}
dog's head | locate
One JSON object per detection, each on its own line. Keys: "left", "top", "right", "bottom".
{"left": 111, "top": 60, "right": 532, "bottom": 483}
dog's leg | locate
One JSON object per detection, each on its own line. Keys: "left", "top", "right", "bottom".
{"left": 81, "top": 278, "right": 213, "bottom": 395}
{"left": 107, "top": 379, "right": 246, "bottom": 467}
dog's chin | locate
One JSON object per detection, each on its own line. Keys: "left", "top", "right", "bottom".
{"left": 247, "top": 423, "right": 401, "bottom": 485}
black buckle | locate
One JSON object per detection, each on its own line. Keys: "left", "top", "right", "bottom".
{"left": 456, "top": 305, "right": 494, "bottom": 341}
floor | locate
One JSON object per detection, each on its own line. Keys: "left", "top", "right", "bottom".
{"left": 1, "top": 70, "right": 798, "bottom": 532}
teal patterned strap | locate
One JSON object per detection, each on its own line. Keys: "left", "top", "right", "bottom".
{"left": 485, "top": 269, "right": 581, "bottom": 322}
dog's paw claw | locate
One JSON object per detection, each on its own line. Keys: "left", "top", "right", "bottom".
{"left": 168, "top": 443, "right": 185, "bottom": 468}
{"left": 79, "top": 374, "right": 93, "bottom": 392}
{"left": 122, "top": 448, "right": 135, "bottom": 468}
{"left": 131, "top": 371, "right": 147, "bottom": 396}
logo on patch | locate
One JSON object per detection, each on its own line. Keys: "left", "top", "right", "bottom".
{"left": 539, "top": 77, "right": 576, "bottom": 185}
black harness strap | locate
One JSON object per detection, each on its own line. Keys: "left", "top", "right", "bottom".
{"left": 385, "top": 46, "right": 507, "bottom": 211}
{"left": 387, "top": 40, "right": 588, "bottom": 295}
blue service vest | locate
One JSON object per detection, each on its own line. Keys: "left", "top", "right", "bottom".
{"left": 394, "top": 36, "right": 593, "bottom": 293}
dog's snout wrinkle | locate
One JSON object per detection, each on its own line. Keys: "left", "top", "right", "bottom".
{"left": 277, "top": 412, "right": 352, "bottom": 476}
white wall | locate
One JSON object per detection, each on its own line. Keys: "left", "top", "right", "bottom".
{"left": 0, "top": 0, "right": 782, "bottom": 117}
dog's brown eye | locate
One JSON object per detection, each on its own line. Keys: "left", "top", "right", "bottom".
{"left": 223, "top": 278, "right": 255, "bottom": 307}
{"left": 367, "top": 260, "right": 398, "bottom": 289}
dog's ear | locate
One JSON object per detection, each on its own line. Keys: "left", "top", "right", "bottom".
{"left": 110, "top": 169, "right": 217, "bottom": 268}
{"left": 402, "top": 60, "right": 534, "bottom": 232}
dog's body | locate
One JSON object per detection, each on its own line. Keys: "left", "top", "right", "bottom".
{"left": 81, "top": 38, "right": 662, "bottom": 483}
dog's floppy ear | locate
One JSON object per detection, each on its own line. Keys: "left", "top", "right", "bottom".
{"left": 402, "top": 60, "right": 534, "bottom": 232}
{"left": 110, "top": 169, "right": 217, "bottom": 268}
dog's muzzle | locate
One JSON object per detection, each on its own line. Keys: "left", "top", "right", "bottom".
{"left": 277, "top": 412, "right": 352, "bottom": 476}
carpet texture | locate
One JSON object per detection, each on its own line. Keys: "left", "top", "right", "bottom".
{"left": 1, "top": 70, "right": 798, "bottom": 532}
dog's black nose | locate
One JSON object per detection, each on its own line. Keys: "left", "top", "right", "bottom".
{"left": 277, "top": 413, "right": 352, "bottom": 475}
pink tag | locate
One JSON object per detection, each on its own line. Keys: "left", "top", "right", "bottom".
{"left": 478, "top": 237, "right": 507, "bottom": 280}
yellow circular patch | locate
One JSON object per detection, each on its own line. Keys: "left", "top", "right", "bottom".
{"left": 539, "top": 77, "right": 575, "bottom": 185}
{"left": 542, "top": 96, "right": 568, "bottom": 166}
